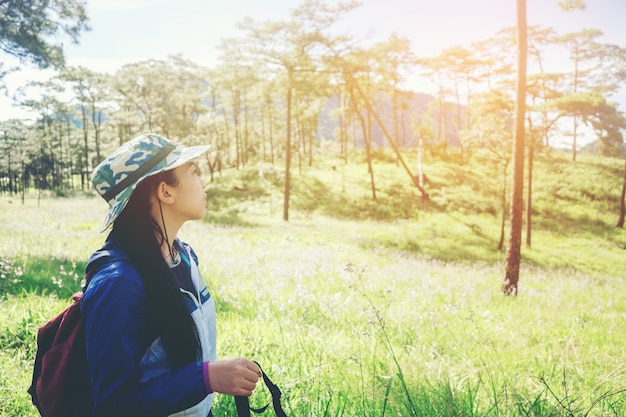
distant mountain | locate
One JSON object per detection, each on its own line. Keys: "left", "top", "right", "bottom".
{"left": 317, "top": 90, "right": 462, "bottom": 148}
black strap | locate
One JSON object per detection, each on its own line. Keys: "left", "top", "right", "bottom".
{"left": 235, "top": 395, "right": 251, "bottom": 417}
{"left": 235, "top": 362, "right": 287, "bottom": 417}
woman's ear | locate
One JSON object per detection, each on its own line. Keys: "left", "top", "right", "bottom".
{"left": 156, "top": 181, "right": 175, "bottom": 205}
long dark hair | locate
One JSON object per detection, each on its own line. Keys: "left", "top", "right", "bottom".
{"left": 111, "top": 169, "right": 200, "bottom": 368}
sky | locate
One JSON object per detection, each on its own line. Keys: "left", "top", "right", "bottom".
{"left": 1, "top": 0, "right": 625, "bottom": 122}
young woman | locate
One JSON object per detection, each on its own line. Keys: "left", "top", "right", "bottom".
{"left": 83, "top": 133, "right": 260, "bottom": 416}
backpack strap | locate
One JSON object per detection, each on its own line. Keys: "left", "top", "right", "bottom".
{"left": 234, "top": 362, "right": 287, "bottom": 417}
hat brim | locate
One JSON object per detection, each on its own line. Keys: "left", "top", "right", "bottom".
{"left": 100, "top": 143, "right": 212, "bottom": 231}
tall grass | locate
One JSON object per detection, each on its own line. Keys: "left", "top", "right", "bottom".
{"left": 1, "top": 150, "right": 625, "bottom": 416}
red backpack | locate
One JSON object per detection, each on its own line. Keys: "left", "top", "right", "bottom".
{"left": 28, "top": 291, "right": 93, "bottom": 417}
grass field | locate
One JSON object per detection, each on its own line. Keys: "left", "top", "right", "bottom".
{"left": 1, "top": 149, "right": 625, "bottom": 416}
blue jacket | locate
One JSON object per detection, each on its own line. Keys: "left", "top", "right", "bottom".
{"left": 82, "top": 235, "right": 217, "bottom": 417}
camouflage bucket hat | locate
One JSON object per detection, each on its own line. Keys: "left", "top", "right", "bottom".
{"left": 91, "top": 133, "right": 211, "bottom": 232}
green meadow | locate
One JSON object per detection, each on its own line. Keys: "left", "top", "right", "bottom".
{"left": 1, "top": 149, "right": 625, "bottom": 416}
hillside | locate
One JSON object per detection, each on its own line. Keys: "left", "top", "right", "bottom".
{"left": 204, "top": 147, "right": 626, "bottom": 277}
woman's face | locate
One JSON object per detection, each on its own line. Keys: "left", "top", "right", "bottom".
{"left": 168, "top": 161, "right": 207, "bottom": 222}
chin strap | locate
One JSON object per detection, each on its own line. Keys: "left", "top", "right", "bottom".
{"left": 158, "top": 198, "right": 175, "bottom": 261}
{"left": 234, "top": 362, "right": 288, "bottom": 417}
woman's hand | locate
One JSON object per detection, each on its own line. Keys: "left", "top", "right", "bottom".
{"left": 208, "top": 358, "right": 261, "bottom": 396}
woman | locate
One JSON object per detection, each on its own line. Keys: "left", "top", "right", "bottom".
{"left": 83, "top": 133, "right": 260, "bottom": 416}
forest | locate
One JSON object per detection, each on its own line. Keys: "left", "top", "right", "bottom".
{"left": 1, "top": 1, "right": 625, "bottom": 199}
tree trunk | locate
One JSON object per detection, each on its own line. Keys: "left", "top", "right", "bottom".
{"left": 337, "top": 90, "right": 347, "bottom": 162}
{"left": 261, "top": 111, "right": 267, "bottom": 162}
{"left": 266, "top": 92, "right": 275, "bottom": 166}
{"left": 617, "top": 157, "right": 626, "bottom": 228}
{"left": 353, "top": 80, "right": 429, "bottom": 200}
{"left": 91, "top": 102, "right": 102, "bottom": 164}
{"left": 81, "top": 104, "right": 89, "bottom": 188}
{"left": 366, "top": 107, "right": 376, "bottom": 201}
{"left": 296, "top": 113, "right": 302, "bottom": 176}
{"left": 283, "top": 83, "right": 292, "bottom": 222}
{"left": 4, "top": 132, "right": 13, "bottom": 194}
{"left": 66, "top": 119, "right": 74, "bottom": 190}
{"left": 232, "top": 90, "right": 241, "bottom": 169}
{"left": 417, "top": 132, "right": 424, "bottom": 189}
{"left": 392, "top": 85, "right": 399, "bottom": 166}
{"left": 221, "top": 105, "right": 231, "bottom": 166}
{"left": 503, "top": 0, "right": 527, "bottom": 296}
{"left": 355, "top": 101, "right": 376, "bottom": 201}
{"left": 571, "top": 53, "right": 580, "bottom": 161}
{"left": 437, "top": 71, "right": 444, "bottom": 144}
{"left": 243, "top": 97, "right": 249, "bottom": 166}
{"left": 57, "top": 120, "right": 65, "bottom": 191}
{"left": 526, "top": 138, "right": 534, "bottom": 247}
{"left": 349, "top": 83, "right": 376, "bottom": 200}
{"left": 498, "top": 161, "right": 508, "bottom": 251}
{"left": 572, "top": 115, "right": 578, "bottom": 162}
{"left": 308, "top": 119, "right": 314, "bottom": 168}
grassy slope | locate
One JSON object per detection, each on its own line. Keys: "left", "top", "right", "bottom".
{"left": 206, "top": 148, "right": 626, "bottom": 275}
{"left": 1, "top": 148, "right": 625, "bottom": 416}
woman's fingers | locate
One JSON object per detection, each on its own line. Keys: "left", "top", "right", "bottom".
{"left": 246, "top": 362, "right": 263, "bottom": 379}
{"left": 209, "top": 358, "right": 261, "bottom": 396}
